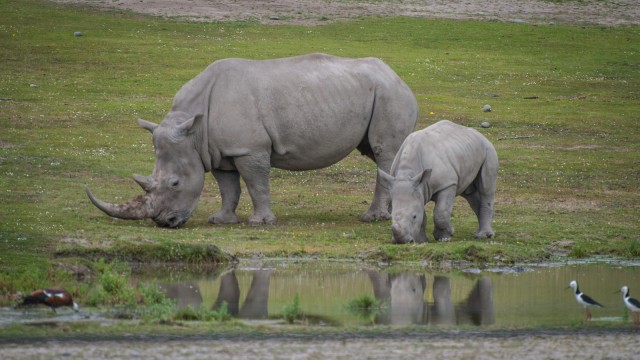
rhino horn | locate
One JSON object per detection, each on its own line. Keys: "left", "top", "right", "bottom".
{"left": 133, "top": 174, "right": 155, "bottom": 192}
{"left": 85, "top": 186, "right": 152, "bottom": 220}
{"left": 137, "top": 118, "right": 159, "bottom": 133}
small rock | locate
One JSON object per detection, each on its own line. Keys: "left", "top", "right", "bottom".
{"left": 74, "top": 31, "right": 83, "bottom": 37}
{"left": 482, "top": 104, "right": 491, "bottom": 112}
{"left": 30, "top": 84, "right": 38, "bottom": 88}
{"left": 481, "top": 122, "right": 491, "bottom": 128}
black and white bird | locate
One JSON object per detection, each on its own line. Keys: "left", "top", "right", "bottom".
{"left": 568, "top": 280, "right": 603, "bottom": 321}
{"left": 618, "top": 286, "right": 640, "bottom": 326}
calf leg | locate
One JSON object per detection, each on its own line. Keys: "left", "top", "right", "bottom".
{"left": 463, "top": 163, "right": 496, "bottom": 238}
{"left": 465, "top": 148, "right": 498, "bottom": 238}
{"left": 209, "top": 169, "right": 241, "bottom": 224}
{"left": 432, "top": 187, "right": 456, "bottom": 241}
{"left": 233, "top": 152, "right": 277, "bottom": 225}
{"left": 463, "top": 190, "right": 495, "bottom": 239}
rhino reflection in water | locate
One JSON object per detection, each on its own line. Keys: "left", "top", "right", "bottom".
{"left": 368, "top": 272, "right": 494, "bottom": 326}
{"left": 86, "top": 53, "right": 418, "bottom": 228}
{"left": 159, "top": 270, "right": 272, "bottom": 319}
{"left": 213, "top": 270, "right": 272, "bottom": 319}
{"left": 158, "top": 282, "right": 202, "bottom": 310}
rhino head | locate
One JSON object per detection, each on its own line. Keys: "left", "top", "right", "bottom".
{"left": 378, "top": 169, "right": 431, "bottom": 244}
{"left": 86, "top": 112, "right": 206, "bottom": 228}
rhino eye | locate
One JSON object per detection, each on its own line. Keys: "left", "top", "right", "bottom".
{"left": 171, "top": 180, "right": 179, "bottom": 187}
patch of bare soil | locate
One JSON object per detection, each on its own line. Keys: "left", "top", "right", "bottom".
{"left": 2, "top": 329, "right": 639, "bottom": 359}
{"left": 51, "top": 0, "right": 640, "bottom": 26}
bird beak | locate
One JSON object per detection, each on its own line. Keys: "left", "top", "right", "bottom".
{"left": 613, "top": 290, "right": 621, "bottom": 294}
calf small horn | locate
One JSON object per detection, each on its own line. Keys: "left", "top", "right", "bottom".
{"left": 85, "top": 186, "right": 152, "bottom": 220}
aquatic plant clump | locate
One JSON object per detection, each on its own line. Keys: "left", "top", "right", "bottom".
{"left": 282, "top": 293, "right": 303, "bottom": 324}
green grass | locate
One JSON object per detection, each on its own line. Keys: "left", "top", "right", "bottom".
{"left": 1, "top": 0, "right": 639, "bottom": 299}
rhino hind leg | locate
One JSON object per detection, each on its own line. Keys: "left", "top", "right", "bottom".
{"left": 209, "top": 170, "right": 242, "bottom": 224}
{"left": 359, "top": 146, "right": 394, "bottom": 222}
{"left": 463, "top": 187, "right": 495, "bottom": 239}
{"left": 463, "top": 161, "right": 497, "bottom": 239}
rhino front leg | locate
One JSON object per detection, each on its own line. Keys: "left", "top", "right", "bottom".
{"left": 209, "top": 169, "right": 241, "bottom": 224}
{"left": 433, "top": 188, "right": 456, "bottom": 241}
{"left": 234, "top": 153, "right": 277, "bottom": 225}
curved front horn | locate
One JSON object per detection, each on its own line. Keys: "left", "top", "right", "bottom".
{"left": 85, "top": 186, "right": 152, "bottom": 220}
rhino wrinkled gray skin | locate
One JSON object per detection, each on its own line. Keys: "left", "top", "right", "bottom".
{"left": 86, "top": 53, "right": 418, "bottom": 228}
{"left": 379, "top": 120, "right": 498, "bottom": 243}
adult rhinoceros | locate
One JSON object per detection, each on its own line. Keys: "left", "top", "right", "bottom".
{"left": 86, "top": 53, "right": 418, "bottom": 228}
{"left": 378, "top": 120, "right": 498, "bottom": 243}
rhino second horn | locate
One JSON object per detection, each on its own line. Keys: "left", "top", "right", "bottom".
{"left": 85, "top": 186, "right": 152, "bottom": 220}
{"left": 133, "top": 174, "right": 155, "bottom": 192}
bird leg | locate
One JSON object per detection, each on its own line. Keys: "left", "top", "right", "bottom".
{"left": 585, "top": 308, "right": 592, "bottom": 321}
{"left": 633, "top": 312, "right": 639, "bottom": 326}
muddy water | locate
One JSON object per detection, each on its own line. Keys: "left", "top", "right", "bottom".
{"left": 2, "top": 260, "right": 639, "bottom": 328}
{"left": 156, "top": 260, "right": 640, "bottom": 327}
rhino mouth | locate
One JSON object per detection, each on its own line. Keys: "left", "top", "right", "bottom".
{"left": 391, "top": 224, "right": 415, "bottom": 244}
{"left": 153, "top": 210, "right": 191, "bottom": 228}
{"left": 156, "top": 218, "right": 187, "bottom": 228}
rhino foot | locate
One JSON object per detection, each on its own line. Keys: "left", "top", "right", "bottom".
{"left": 434, "top": 227, "right": 454, "bottom": 242}
{"left": 208, "top": 212, "right": 240, "bottom": 225}
{"left": 360, "top": 210, "right": 391, "bottom": 222}
{"left": 473, "top": 230, "right": 495, "bottom": 239}
{"left": 248, "top": 213, "right": 277, "bottom": 226}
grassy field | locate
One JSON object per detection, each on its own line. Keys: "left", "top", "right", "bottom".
{"left": 1, "top": 0, "right": 639, "bottom": 300}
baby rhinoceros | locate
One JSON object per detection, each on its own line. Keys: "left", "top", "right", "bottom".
{"left": 379, "top": 120, "right": 498, "bottom": 244}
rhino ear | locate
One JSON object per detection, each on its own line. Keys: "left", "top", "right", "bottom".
{"left": 176, "top": 114, "right": 204, "bottom": 136}
{"left": 137, "top": 118, "right": 159, "bottom": 133}
{"left": 377, "top": 169, "right": 395, "bottom": 190}
{"left": 411, "top": 169, "right": 432, "bottom": 186}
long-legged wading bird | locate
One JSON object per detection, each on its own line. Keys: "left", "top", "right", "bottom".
{"left": 617, "top": 286, "right": 640, "bottom": 326}
{"left": 568, "top": 280, "right": 603, "bottom": 321}
{"left": 19, "top": 288, "right": 80, "bottom": 312}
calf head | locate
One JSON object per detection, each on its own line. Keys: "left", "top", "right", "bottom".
{"left": 379, "top": 169, "right": 431, "bottom": 244}
{"left": 86, "top": 112, "right": 206, "bottom": 228}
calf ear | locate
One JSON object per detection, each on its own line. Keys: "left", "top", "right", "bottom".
{"left": 411, "top": 169, "right": 432, "bottom": 186}
{"left": 377, "top": 169, "right": 395, "bottom": 190}
{"left": 176, "top": 114, "right": 204, "bottom": 136}
{"left": 137, "top": 118, "right": 159, "bottom": 133}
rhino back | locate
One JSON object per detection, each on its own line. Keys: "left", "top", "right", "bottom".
{"left": 392, "top": 120, "right": 492, "bottom": 195}
{"left": 182, "top": 54, "right": 413, "bottom": 171}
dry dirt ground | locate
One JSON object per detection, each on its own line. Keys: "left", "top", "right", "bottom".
{"left": 52, "top": 0, "right": 640, "bottom": 26}
{"left": 2, "top": 329, "right": 640, "bottom": 359}
{"left": 7, "top": 1, "right": 636, "bottom": 358}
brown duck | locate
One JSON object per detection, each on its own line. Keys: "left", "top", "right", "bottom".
{"left": 20, "top": 288, "right": 80, "bottom": 311}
